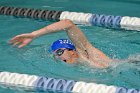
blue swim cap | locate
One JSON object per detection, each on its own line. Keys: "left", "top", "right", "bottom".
{"left": 51, "top": 39, "right": 76, "bottom": 52}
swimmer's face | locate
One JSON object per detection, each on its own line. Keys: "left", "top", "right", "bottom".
{"left": 54, "top": 48, "right": 79, "bottom": 63}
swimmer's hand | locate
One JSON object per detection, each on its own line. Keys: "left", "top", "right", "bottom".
{"left": 9, "top": 33, "right": 35, "bottom": 48}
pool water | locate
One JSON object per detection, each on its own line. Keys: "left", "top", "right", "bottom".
{"left": 0, "top": 0, "right": 140, "bottom": 92}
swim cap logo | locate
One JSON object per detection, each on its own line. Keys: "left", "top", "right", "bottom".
{"left": 59, "top": 39, "right": 73, "bottom": 45}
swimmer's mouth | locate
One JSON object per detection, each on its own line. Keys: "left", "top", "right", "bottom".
{"left": 63, "top": 60, "right": 67, "bottom": 62}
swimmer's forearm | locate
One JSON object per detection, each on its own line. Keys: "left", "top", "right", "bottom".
{"left": 31, "top": 20, "right": 73, "bottom": 38}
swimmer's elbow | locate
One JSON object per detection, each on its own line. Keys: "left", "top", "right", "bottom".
{"left": 63, "top": 19, "right": 75, "bottom": 29}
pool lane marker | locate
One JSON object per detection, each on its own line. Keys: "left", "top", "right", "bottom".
{"left": 0, "top": 71, "right": 139, "bottom": 93}
{"left": 0, "top": 6, "right": 140, "bottom": 31}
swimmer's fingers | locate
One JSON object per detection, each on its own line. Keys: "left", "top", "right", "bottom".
{"left": 9, "top": 36, "right": 22, "bottom": 44}
{"left": 13, "top": 42, "right": 20, "bottom": 46}
{"left": 9, "top": 38, "right": 23, "bottom": 45}
{"left": 9, "top": 34, "right": 28, "bottom": 43}
{"left": 18, "top": 39, "right": 32, "bottom": 48}
{"left": 9, "top": 33, "right": 34, "bottom": 48}
{"left": 18, "top": 43, "right": 27, "bottom": 48}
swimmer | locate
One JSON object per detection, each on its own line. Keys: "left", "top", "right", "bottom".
{"left": 9, "top": 19, "right": 111, "bottom": 68}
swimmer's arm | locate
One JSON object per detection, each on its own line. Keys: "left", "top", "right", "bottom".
{"left": 32, "top": 20, "right": 89, "bottom": 50}
{"left": 32, "top": 20, "right": 90, "bottom": 49}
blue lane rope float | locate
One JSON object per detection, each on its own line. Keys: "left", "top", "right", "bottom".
{"left": 0, "top": 6, "right": 140, "bottom": 31}
{"left": 0, "top": 72, "right": 139, "bottom": 93}
{"left": 34, "top": 76, "right": 75, "bottom": 92}
{"left": 116, "top": 87, "right": 140, "bottom": 93}
{"left": 91, "top": 14, "right": 122, "bottom": 28}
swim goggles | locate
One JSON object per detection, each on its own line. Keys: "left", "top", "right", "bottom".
{"left": 54, "top": 49, "right": 67, "bottom": 56}
{"left": 55, "top": 48, "right": 73, "bottom": 56}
